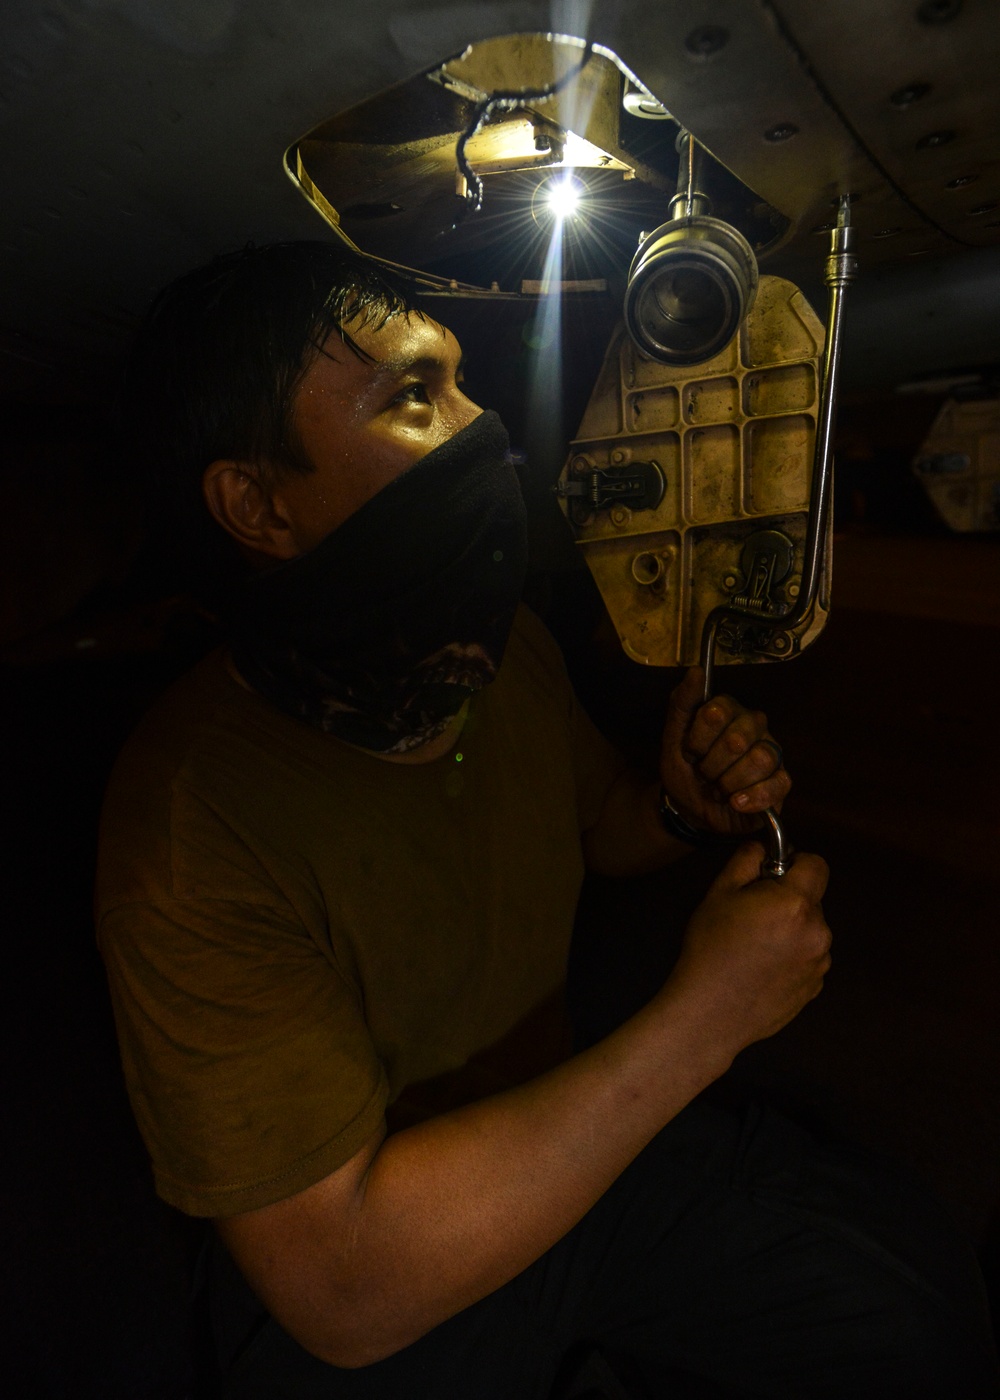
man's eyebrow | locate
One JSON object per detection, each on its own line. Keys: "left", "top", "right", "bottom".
{"left": 370, "top": 352, "right": 466, "bottom": 380}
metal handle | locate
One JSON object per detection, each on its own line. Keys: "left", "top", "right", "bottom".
{"left": 760, "top": 808, "right": 791, "bottom": 879}
{"left": 699, "top": 196, "right": 857, "bottom": 701}
{"left": 699, "top": 666, "right": 790, "bottom": 878}
{"left": 695, "top": 197, "right": 858, "bottom": 880}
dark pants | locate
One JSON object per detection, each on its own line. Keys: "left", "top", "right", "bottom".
{"left": 209, "top": 1101, "right": 999, "bottom": 1399}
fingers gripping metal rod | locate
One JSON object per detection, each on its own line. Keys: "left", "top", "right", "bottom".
{"left": 698, "top": 198, "right": 857, "bottom": 879}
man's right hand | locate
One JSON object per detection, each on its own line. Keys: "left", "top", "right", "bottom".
{"left": 664, "top": 842, "right": 831, "bottom": 1059}
{"left": 219, "top": 841, "right": 832, "bottom": 1370}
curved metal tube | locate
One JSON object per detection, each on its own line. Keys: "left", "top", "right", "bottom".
{"left": 759, "top": 809, "right": 791, "bottom": 879}
{"left": 698, "top": 197, "right": 858, "bottom": 877}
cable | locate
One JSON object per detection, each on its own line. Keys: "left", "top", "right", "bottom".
{"left": 454, "top": 45, "right": 595, "bottom": 216}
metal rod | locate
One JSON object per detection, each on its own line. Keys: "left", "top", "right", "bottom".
{"left": 669, "top": 130, "right": 711, "bottom": 221}
{"left": 697, "top": 197, "right": 858, "bottom": 877}
{"left": 700, "top": 196, "right": 857, "bottom": 700}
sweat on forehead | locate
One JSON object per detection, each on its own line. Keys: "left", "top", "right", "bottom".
{"left": 311, "top": 306, "right": 445, "bottom": 368}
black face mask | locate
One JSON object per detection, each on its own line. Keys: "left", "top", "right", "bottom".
{"left": 231, "top": 410, "right": 528, "bottom": 753}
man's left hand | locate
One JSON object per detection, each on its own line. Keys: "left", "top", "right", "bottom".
{"left": 659, "top": 666, "right": 791, "bottom": 838}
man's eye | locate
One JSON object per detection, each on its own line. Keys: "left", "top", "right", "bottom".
{"left": 394, "top": 383, "right": 430, "bottom": 405}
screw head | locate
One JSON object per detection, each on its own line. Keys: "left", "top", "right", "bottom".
{"left": 916, "top": 129, "right": 957, "bottom": 149}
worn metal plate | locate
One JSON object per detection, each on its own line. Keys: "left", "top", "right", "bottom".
{"left": 558, "top": 274, "right": 830, "bottom": 668}
{"left": 913, "top": 397, "right": 1000, "bottom": 532}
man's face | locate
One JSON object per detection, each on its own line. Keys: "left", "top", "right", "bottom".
{"left": 273, "top": 310, "right": 481, "bottom": 555}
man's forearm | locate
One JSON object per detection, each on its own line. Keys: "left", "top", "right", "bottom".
{"left": 220, "top": 846, "right": 830, "bottom": 1370}
{"left": 222, "top": 983, "right": 734, "bottom": 1368}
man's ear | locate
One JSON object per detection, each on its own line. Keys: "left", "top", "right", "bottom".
{"left": 202, "top": 461, "right": 300, "bottom": 561}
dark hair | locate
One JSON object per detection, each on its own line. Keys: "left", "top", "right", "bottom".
{"left": 121, "top": 240, "right": 416, "bottom": 597}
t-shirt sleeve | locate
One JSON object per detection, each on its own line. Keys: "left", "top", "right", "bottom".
{"left": 98, "top": 892, "right": 389, "bottom": 1217}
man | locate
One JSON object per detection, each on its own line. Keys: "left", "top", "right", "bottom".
{"left": 97, "top": 241, "right": 997, "bottom": 1398}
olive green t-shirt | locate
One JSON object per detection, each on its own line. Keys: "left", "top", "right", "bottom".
{"left": 96, "top": 607, "right": 625, "bottom": 1217}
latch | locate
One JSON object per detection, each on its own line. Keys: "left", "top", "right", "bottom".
{"left": 731, "top": 529, "right": 795, "bottom": 615}
{"left": 555, "top": 459, "right": 665, "bottom": 515}
{"left": 715, "top": 528, "right": 798, "bottom": 662}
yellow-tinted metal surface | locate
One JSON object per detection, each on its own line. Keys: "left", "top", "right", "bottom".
{"left": 558, "top": 275, "right": 830, "bottom": 668}
{"left": 912, "top": 397, "right": 1000, "bottom": 532}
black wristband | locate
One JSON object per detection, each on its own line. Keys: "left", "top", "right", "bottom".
{"left": 658, "top": 787, "right": 730, "bottom": 848}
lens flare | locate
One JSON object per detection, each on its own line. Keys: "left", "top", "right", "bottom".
{"left": 545, "top": 174, "right": 583, "bottom": 221}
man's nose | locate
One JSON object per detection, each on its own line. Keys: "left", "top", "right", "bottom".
{"left": 446, "top": 388, "right": 483, "bottom": 435}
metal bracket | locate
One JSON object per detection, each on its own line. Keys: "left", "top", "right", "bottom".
{"left": 555, "top": 459, "right": 665, "bottom": 514}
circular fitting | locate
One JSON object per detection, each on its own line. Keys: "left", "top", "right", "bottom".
{"left": 610, "top": 447, "right": 629, "bottom": 465}
{"left": 623, "top": 88, "right": 671, "bottom": 120}
{"left": 610, "top": 506, "right": 632, "bottom": 527}
{"left": 623, "top": 215, "right": 759, "bottom": 366}
{"left": 631, "top": 551, "right": 664, "bottom": 585}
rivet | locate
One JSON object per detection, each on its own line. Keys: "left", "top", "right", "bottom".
{"left": 684, "top": 25, "right": 729, "bottom": 57}
{"left": 916, "top": 130, "right": 957, "bottom": 149}
{"left": 610, "top": 506, "right": 632, "bottom": 527}
{"left": 723, "top": 574, "right": 737, "bottom": 589}
{"left": 916, "top": 0, "right": 962, "bottom": 24}
{"left": 890, "top": 81, "right": 931, "bottom": 108}
{"left": 610, "top": 448, "right": 628, "bottom": 465}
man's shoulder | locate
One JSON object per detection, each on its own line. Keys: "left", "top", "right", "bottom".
{"left": 96, "top": 647, "right": 333, "bottom": 915}
{"left": 501, "top": 604, "right": 572, "bottom": 692}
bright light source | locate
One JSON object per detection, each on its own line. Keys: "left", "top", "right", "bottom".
{"left": 545, "top": 175, "right": 583, "bottom": 221}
